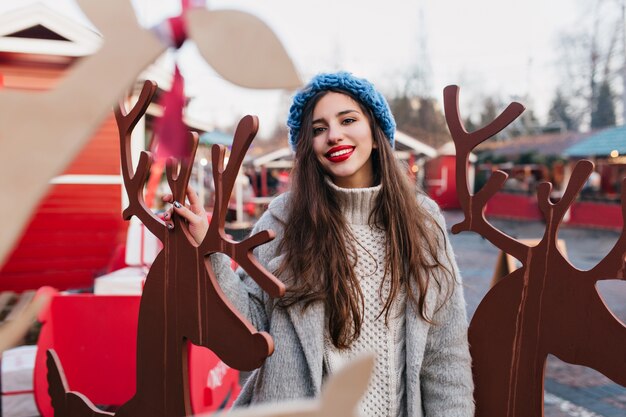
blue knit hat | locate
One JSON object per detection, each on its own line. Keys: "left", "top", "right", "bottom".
{"left": 287, "top": 71, "right": 396, "bottom": 150}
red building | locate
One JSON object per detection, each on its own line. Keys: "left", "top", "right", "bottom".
{"left": 425, "top": 141, "right": 476, "bottom": 210}
{"left": 474, "top": 130, "right": 626, "bottom": 231}
{"left": 0, "top": 5, "right": 127, "bottom": 291}
{"left": 0, "top": 4, "right": 209, "bottom": 291}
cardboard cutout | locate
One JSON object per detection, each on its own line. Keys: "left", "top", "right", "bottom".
{"left": 187, "top": 9, "right": 301, "bottom": 89}
{"left": 0, "top": 0, "right": 164, "bottom": 266}
{"left": 214, "top": 354, "right": 376, "bottom": 417}
{"left": 0, "top": 0, "right": 301, "bottom": 266}
{"left": 444, "top": 85, "right": 626, "bottom": 417}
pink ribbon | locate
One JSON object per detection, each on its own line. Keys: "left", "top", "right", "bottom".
{"left": 153, "top": 0, "right": 207, "bottom": 160}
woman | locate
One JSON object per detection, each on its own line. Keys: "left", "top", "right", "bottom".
{"left": 166, "top": 72, "right": 474, "bottom": 416}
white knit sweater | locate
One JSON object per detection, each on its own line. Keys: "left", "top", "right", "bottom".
{"left": 213, "top": 188, "right": 475, "bottom": 416}
{"left": 322, "top": 180, "right": 407, "bottom": 417}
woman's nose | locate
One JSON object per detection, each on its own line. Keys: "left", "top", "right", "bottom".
{"left": 327, "top": 123, "right": 342, "bottom": 143}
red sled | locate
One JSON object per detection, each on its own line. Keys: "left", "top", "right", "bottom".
{"left": 33, "top": 293, "right": 240, "bottom": 417}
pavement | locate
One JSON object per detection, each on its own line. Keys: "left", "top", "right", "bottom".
{"left": 444, "top": 210, "right": 626, "bottom": 417}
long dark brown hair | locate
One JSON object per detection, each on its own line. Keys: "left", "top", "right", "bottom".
{"left": 277, "top": 89, "right": 452, "bottom": 349}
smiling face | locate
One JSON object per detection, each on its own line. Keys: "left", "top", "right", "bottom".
{"left": 311, "top": 92, "right": 377, "bottom": 188}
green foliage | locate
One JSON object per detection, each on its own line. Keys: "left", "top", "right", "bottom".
{"left": 389, "top": 95, "right": 449, "bottom": 148}
{"left": 473, "top": 167, "right": 491, "bottom": 193}
{"left": 479, "top": 97, "right": 500, "bottom": 128}
{"left": 516, "top": 151, "right": 546, "bottom": 165}
{"left": 476, "top": 151, "right": 508, "bottom": 165}
{"left": 544, "top": 154, "right": 567, "bottom": 169}
{"left": 591, "top": 80, "right": 616, "bottom": 129}
{"left": 463, "top": 116, "right": 478, "bottom": 133}
{"left": 475, "top": 96, "right": 537, "bottom": 139}
{"left": 548, "top": 89, "right": 579, "bottom": 131}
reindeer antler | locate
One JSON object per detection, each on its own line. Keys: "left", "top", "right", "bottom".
{"left": 536, "top": 160, "right": 592, "bottom": 232}
{"left": 532, "top": 158, "right": 626, "bottom": 280}
{"left": 443, "top": 85, "right": 529, "bottom": 262}
{"left": 165, "top": 136, "right": 199, "bottom": 205}
{"left": 199, "top": 116, "right": 285, "bottom": 297}
{"left": 114, "top": 81, "right": 168, "bottom": 242}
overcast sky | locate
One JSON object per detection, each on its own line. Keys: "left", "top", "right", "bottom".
{"left": 0, "top": 0, "right": 598, "bottom": 136}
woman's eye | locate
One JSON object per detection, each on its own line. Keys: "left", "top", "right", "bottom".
{"left": 342, "top": 118, "right": 356, "bottom": 125}
{"left": 313, "top": 126, "right": 326, "bottom": 135}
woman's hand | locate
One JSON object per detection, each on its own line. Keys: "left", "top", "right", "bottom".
{"left": 162, "top": 185, "right": 209, "bottom": 245}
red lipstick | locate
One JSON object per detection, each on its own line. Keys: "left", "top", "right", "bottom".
{"left": 325, "top": 145, "right": 355, "bottom": 163}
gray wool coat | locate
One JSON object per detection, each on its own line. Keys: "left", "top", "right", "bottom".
{"left": 212, "top": 192, "right": 475, "bottom": 417}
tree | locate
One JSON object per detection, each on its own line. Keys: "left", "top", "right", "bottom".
{"left": 508, "top": 108, "right": 540, "bottom": 138}
{"left": 591, "top": 80, "right": 617, "bottom": 128}
{"left": 477, "top": 96, "right": 512, "bottom": 140}
{"left": 552, "top": 0, "right": 624, "bottom": 129}
{"left": 463, "top": 116, "right": 478, "bottom": 133}
{"left": 548, "top": 89, "right": 579, "bottom": 131}
{"left": 389, "top": 94, "right": 449, "bottom": 148}
{"left": 479, "top": 96, "right": 500, "bottom": 128}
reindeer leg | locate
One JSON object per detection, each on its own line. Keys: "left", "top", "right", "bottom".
{"left": 46, "top": 350, "right": 112, "bottom": 417}
{"left": 470, "top": 269, "right": 527, "bottom": 417}
{"left": 470, "top": 267, "right": 549, "bottom": 417}
{"left": 113, "top": 252, "right": 189, "bottom": 417}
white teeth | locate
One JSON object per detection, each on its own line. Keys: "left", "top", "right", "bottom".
{"left": 328, "top": 148, "right": 352, "bottom": 157}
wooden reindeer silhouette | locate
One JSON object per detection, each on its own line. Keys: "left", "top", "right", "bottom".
{"left": 444, "top": 85, "right": 626, "bottom": 417}
{"left": 45, "top": 80, "right": 286, "bottom": 417}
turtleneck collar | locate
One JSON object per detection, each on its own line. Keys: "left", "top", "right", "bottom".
{"left": 324, "top": 177, "right": 382, "bottom": 225}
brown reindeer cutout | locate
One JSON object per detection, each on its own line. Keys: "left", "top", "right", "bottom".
{"left": 443, "top": 85, "right": 626, "bottom": 417}
{"left": 45, "top": 80, "right": 286, "bottom": 417}
{"left": 0, "top": 0, "right": 301, "bottom": 266}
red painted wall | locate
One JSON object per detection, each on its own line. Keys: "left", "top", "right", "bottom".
{"left": 425, "top": 156, "right": 461, "bottom": 209}
{"left": 63, "top": 116, "right": 121, "bottom": 175}
{"left": 568, "top": 201, "right": 623, "bottom": 230}
{"left": 485, "top": 192, "right": 543, "bottom": 221}
{"left": 484, "top": 192, "right": 623, "bottom": 231}
{"left": 0, "top": 44, "right": 129, "bottom": 292}
{"left": 0, "top": 116, "right": 126, "bottom": 292}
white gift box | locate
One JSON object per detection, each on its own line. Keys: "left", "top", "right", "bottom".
{"left": 94, "top": 266, "right": 147, "bottom": 295}
{"left": 1, "top": 345, "right": 38, "bottom": 417}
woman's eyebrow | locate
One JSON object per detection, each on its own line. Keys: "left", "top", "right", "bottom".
{"left": 337, "top": 109, "right": 360, "bottom": 117}
{"left": 312, "top": 109, "right": 360, "bottom": 125}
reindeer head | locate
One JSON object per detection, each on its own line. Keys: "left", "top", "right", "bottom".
{"left": 115, "top": 80, "right": 285, "bottom": 370}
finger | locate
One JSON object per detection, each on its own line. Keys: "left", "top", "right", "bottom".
{"left": 162, "top": 208, "right": 175, "bottom": 230}
{"left": 173, "top": 201, "right": 200, "bottom": 223}
{"left": 186, "top": 185, "right": 207, "bottom": 216}
{"left": 186, "top": 185, "right": 201, "bottom": 207}
{"left": 162, "top": 193, "right": 174, "bottom": 203}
